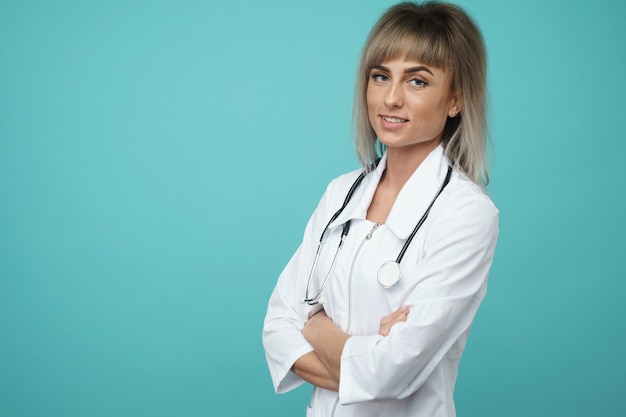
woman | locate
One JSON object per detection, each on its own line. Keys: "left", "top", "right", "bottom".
{"left": 263, "top": 2, "right": 498, "bottom": 416}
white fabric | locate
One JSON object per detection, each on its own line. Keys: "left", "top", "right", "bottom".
{"left": 263, "top": 145, "right": 499, "bottom": 417}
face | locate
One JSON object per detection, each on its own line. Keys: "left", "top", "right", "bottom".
{"left": 366, "top": 58, "right": 460, "bottom": 153}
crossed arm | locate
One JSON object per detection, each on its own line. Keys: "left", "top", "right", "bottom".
{"left": 291, "top": 306, "right": 410, "bottom": 391}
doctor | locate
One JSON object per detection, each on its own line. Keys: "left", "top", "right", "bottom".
{"left": 263, "top": 2, "right": 498, "bottom": 416}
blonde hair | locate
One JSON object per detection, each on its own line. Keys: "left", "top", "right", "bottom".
{"left": 353, "top": 1, "right": 490, "bottom": 185}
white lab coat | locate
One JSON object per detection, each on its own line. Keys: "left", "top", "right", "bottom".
{"left": 263, "top": 145, "right": 499, "bottom": 417}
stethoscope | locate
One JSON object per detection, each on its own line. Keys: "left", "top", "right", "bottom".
{"left": 301, "top": 164, "right": 452, "bottom": 305}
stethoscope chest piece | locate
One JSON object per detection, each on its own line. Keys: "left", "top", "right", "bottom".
{"left": 377, "top": 261, "right": 402, "bottom": 288}
{"left": 301, "top": 164, "right": 451, "bottom": 302}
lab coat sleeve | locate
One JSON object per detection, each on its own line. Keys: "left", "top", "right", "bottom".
{"left": 262, "top": 173, "right": 358, "bottom": 394}
{"left": 262, "top": 243, "right": 319, "bottom": 394}
{"left": 338, "top": 186, "right": 499, "bottom": 404}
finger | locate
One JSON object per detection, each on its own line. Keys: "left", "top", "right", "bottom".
{"left": 391, "top": 311, "right": 408, "bottom": 324}
{"left": 396, "top": 306, "right": 409, "bottom": 318}
{"left": 396, "top": 305, "right": 410, "bottom": 314}
{"left": 391, "top": 314, "right": 406, "bottom": 326}
{"left": 392, "top": 310, "right": 408, "bottom": 321}
{"left": 381, "top": 309, "right": 406, "bottom": 327}
{"left": 380, "top": 316, "right": 391, "bottom": 328}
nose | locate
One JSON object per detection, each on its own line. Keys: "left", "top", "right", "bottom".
{"left": 384, "top": 82, "right": 403, "bottom": 108}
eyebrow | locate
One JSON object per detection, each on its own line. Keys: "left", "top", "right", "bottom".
{"left": 372, "top": 64, "right": 434, "bottom": 75}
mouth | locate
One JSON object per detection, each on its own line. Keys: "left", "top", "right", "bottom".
{"left": 381, "top": 115, "right": 408, "bottom": 124}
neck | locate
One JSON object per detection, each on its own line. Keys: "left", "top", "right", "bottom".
{"left": 382, "top": 139, "right": 441, "bottom": 190}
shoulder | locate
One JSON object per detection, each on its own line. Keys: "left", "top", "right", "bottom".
{"left": 421, "top": 168, "right": 499, "bottom": 255}
{"left": 327, "top": 168, "right": 363, "bottom": 191}
{"left": 319, "top": 168, "right": 364, "bottom": 207}
{"left": 437, "top": 169, "right": 499, "bottom": 226}
{"left": 304, "top": 167, "right": 364, "bottom": 233}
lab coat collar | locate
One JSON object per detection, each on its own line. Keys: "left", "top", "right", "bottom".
{"left": 328, "top": 145, "right": 451, "bottom": 240}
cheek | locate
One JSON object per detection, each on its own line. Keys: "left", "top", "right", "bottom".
{"left": 417, "top": 97, "right": 449, "bottom": 123}
{"left": 434, "top": 97, "right": 454, "bottom": 127}
{"left": 421, "top": 106, "right": 449, "bottom": 134}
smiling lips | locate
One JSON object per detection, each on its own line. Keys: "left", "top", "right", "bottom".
{"left": 380, "top": 115, "right": 408, "bottom": 129}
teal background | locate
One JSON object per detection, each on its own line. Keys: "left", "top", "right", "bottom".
{"left": 1, "top": 0, "right": 624, "bottom": 416}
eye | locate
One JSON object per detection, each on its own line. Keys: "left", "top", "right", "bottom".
{"left": 409, "top": 78, "right": 427, "bottom": 87}
{"left": 370, "top": 73, "right": 389, "bottom": 82}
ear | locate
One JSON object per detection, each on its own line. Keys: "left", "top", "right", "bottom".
{"left": 448, "top": 90, "right": 463, "bottom": 118}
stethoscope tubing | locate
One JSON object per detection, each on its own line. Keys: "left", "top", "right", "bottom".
{"left": 395, "top": 165, "right": 452, "bottom": 264}
{"left": 302, "top": 164, "right": 452, "bottom": 305}
{"left": 318, "top": 171, "right": 366, "bottom": 244}
{"left": 302, "top": 174, "right": 363, "bottom": 305}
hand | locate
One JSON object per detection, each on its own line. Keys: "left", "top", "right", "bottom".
{"left": 378, "top": 306, "right": 409, "bottom": 336}
{"left": 303, "top": 309, "right": 328, "bottom": 339}
{"left": 302, "top": 309, "right": 349, "bottom": 383}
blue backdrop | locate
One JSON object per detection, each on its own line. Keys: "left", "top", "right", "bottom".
{"left": 1, "top": 0, "right": 624, "bottom": 416}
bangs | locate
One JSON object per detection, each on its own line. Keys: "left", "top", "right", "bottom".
{"left": 364, "top": 13, "right": 454, "bottom": 72}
